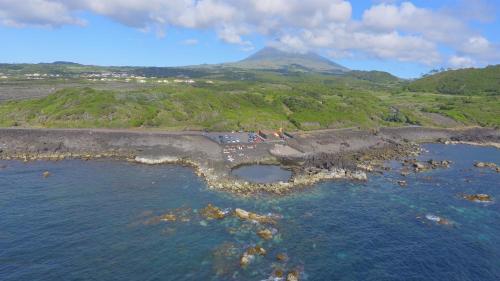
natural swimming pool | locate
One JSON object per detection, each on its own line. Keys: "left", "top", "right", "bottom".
{"left": 231, "top": 164, "right": 292, "bottom": 183}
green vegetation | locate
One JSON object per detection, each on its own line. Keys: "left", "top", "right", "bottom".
{"left": 0, "top": 71, "right": 498, "bottom": 130}
{"left": 407, "top": 65, "right": 500, "bottom": 95}
{"left": 379, "top": 92, "right": 499, "bottom": 127}
{"left": 344, "top": 70, "right": 401, "bottom": 84}
{"left": 0, "top": 51, "right": 498, "bottom": 130}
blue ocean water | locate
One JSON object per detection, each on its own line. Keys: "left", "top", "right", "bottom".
{"left": 0, "top": 144, "right": 499, "bottom": 281}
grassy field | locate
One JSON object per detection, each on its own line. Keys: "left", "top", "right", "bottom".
{"left": 0, "top": 71, "right": 498, "bottom": 130}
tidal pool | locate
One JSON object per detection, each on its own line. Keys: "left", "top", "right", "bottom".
{"left": 231, "top": 164, "right": 292, "bottom": 183}
{"left": 0, "top": 144, "right": 499, "bottom": 281}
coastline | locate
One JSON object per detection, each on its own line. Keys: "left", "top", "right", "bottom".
{"left": 1, "top": 126, "right": 499, "bottom": 195}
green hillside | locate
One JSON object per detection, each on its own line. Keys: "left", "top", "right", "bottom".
{"left": 344, "top": 70, "right": 401, "bottom": 84}
{"left": 0, "top": 75, "right": 498, "bottom": 130}
{"left": 0, "top": 49, "right": 498, "bottom": 130}
{"left": 0, "top": 82, "right": 390, "bottom": 130}
{"left": 407, "top": 65, "right": 500, "bottom": 95}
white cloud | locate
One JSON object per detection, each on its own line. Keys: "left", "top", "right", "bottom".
{"left": 449, "top": 55, "right": 475, "bottom": 69}
{"left": 460, "top": 36, "right": 495, "bottom": 56}
{"left": 362, "top": 2, "right": 467, "bottom": 43}
{"left": 361, "top": 1, "right": 499, "bottom": 66}
{"left": 216, "top": 24, "right": 252, "bottom": 46}
{"left": 299, "top": 26, "right": 440, "bottom": 64}
{"left": 0, "top": 0, "right": 85, "bottom": 27}
{"left": 270, "top": 35, "right": 310, "bottom": 54}
{"left": 0, "top": 0, "right": 498, "bottom": 66}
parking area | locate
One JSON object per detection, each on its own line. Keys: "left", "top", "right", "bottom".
{"left": 203, "top": 130, "right": 293, "bottom": 163}
{"left": 222, "top": 144, "right": 258, "bottom": 162}
{"left": 204, "top": 132, "right": 263, "bottom": 144}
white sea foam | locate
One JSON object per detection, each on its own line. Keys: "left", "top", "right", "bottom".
{"left": 134, "top": 156, "right": 179, "bottom": 164}
{"left": 425, "top": 214, "right": 441, "bottom": 222}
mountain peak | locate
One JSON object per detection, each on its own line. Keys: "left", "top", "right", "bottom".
{"left": 234, "top": 47, "right": 349, "bottom": 73}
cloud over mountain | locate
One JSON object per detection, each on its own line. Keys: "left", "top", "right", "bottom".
{"left": 0, "top": 0, "right": 498, "bottom": 67}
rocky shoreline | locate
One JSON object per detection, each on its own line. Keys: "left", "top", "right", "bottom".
{"left": 1, "top": 126, "right": 499, "bottom": 195}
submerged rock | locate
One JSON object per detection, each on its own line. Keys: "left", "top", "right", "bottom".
{"left": 240, "top": 245, "right": 266, "bottom": 267}
{"left": 437, "top": 218, "right": 453, "bottom": 226}
{"left": 474, "top": 162, "right": 497, "bottom": 168}
{"left": 286, "top": 270, "right": 300, "bottom": 281}
{"left": 257, "top": 229, "right": 273, "bottom": 240}
{"left": 234, "top": 208, "right": 277, "bottom": 224}
{"left": 428, "top": 159, "right": 452, "bottom": 169}
{"left": 425, "top": 214, "right": 452, "bottom": 226}
{"left": 276, "top": 253, "right": 288, "bottom": 262}
{"left": 159, "top": 213, "right": 177, "bottom": 222}
{"left": 250, "top": 245, "right": 266, "bottom": 256}
{"left": 239, "top": 252, "right": 254, "bottom": 267}
{"left": 212, "top": 242, "right": 239, "bottom": 277}
{"left": 463, "top": 194, "right": 492, "bottom": 202}
{"left": 200, "top": 204, "right": 226, "bottom": 220}
{"left": 273, "top": 268, "right": 285, "bottom": 278}
{"left": 413, "top": 162, "right": 427, "bottom": 172}
{"left": 400, "top": 169, "right": 410, "bottom": 177}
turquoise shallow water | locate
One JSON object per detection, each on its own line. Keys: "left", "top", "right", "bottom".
{"left": 0, "top": 144, "right": 499, "bottom": 281}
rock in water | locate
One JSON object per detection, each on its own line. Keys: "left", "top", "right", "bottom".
{"left": 200, "top": 204, "right": 226, "bottom": 220}
{"left": 273, "top": 269, "right": 284, "bottom": 278}
{"left": 413, "top": 162, "right": 427, "bottom": 171}
{"left": 249, "top": 245, "right": 266, "bottom": 256}
{"left": 463, "top": 194, "right": 492, "bottom": 202}
{"left": 276, "top": 253, "right": 288, "bottom": 262}
{"left": 400, "top": 169, "right": 410, "bottom": 177}
{"left": 474, "top": 162, "right": 497, "bottom": 168}
{"left": 287, "top": 270, "right": 300, "bottom": 281}
{"left": 239, "top": 245, "right": 266, "bottom": 267}
{"left": 234, "top": 208, "right": 250, "bottom": 220}
{"left": 42, "top": 171, "right": 51, "bottom": 178}
{"left": 257, "top": 229, "right": 273, "bottom": 240}
{"left": 424, "top": 214, "right": 452, "bottom": 226}
{"left": 234, "top": 208, "right": 276, "bottom": 224}
{"left": 397, "top": 180, "right": 407, "bottom": 187}
{"left": 239, "top": 252, "right": 254, "bottom": 267}
{"left": 159, "top": 213, "right": 177, "bottom": 222}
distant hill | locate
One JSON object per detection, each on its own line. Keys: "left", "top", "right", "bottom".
{"left": 408, "top": 65, "right": 500, "bottom": 95}
{"left": 0, "top": 49, "right": 398, "bottom": 83}
{"left": 344, "top": 70, "right": 401, "bottom": 84}
{"left": 228, "top": 47, "right": 349, "bottom": 73}
{"left": 51, "top": 61, "right": 82, "bottom": 66}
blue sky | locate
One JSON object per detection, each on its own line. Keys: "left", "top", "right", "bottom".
{"left": 0, "top": 0, "right": 499, "bottom": 78}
